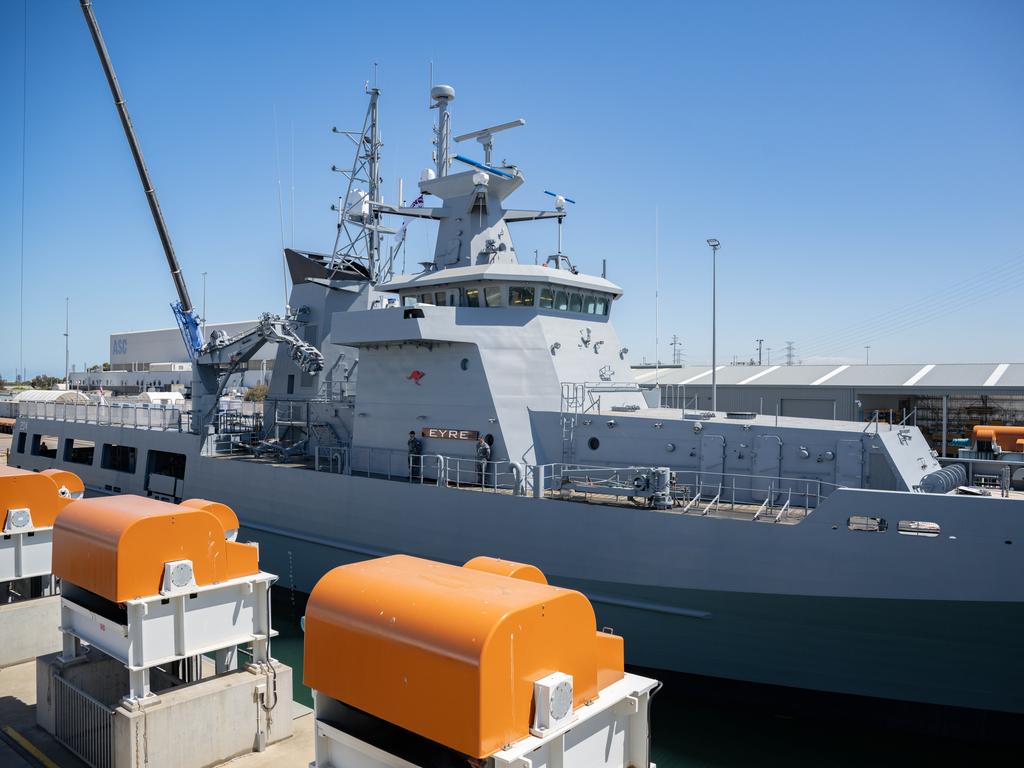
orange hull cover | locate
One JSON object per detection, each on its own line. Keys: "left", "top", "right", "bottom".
{"left": 52, "top": 495, "right": 258, "bottom": 602}
{"left": 0, "top": 466, "right": 83, "bottom": 528}
{"left": 304, "top": 555, "right": 624, "bottom": 759}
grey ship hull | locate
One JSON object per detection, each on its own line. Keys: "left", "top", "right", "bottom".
{"left": 12, "top": 421, "right": 1024, "bottom": 715}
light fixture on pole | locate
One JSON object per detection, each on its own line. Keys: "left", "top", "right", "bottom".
{"left": 706, "top": 239, "right": 721, "bottom": 411}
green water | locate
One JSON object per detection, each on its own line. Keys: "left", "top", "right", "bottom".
{"left": 270, "top": 589, "right": 1015, "bottom": 766}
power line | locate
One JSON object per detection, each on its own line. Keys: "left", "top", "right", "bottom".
{"left": 800, "top": 264, "right": 1024, "bottom": 360}
{"left": 797, "top": 252, "right": 1024, "bottom": 359}
{"left": 670, "top": 334, "right": 684, "bottom": 365}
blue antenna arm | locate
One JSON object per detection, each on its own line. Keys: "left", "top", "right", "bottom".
{"left": 172, "top": 301, "right": 203, "bottom": 362}
{"left": 544, "top": 190, "right": 576, "bottom": 204}
{"left": 452, "top": 154, "right": 515, "bottom": 179}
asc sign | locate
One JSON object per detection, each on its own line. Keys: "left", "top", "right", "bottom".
{"left": 422, "top": 427, "right": 479, "bottom": 441}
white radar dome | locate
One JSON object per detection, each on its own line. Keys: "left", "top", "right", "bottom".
{"left": 430, "top": 84, "right": 455, "bottom": 101}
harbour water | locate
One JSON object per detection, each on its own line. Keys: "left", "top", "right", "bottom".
{"left": 270, "top": 589, "right": 1016, "bottom": 766}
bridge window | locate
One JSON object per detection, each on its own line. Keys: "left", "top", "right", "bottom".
{"left": 555, "top": 290, "right": 569, "bottom": 311}
{"left": 465, "top": 287, "right": 481, "bottom": 307}
{"left": 584, "top": 294, "right": 598, "bottom": 314}
{"left": 16, "top": 432, "right": 26, "bottom": 453}
{"left": 102, "top": 443, "right": 137, "bottom": 474}
{"left": 569, "top": 293, "right": 583, "bottom": 313}
{"left": 434, "top": 291, "right": 447, "bottom": 306}
{"left": 484, "top": 286, "right": 503, "bottom": 307}
{"left": 509, "top": 286, "right": 535, "bottom": 307}
{"left": 539, "top": 287, "right": 554, "bottom": 308}
{"left": 595, "top": 295, "right": 609, "bottom": 315}
{"left": 64, "top": 438, "right": 95, "bottom": 466}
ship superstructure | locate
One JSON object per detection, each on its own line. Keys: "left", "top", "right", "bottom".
{"left": 12, "top": 73, "right": 1024, "bottom": 716}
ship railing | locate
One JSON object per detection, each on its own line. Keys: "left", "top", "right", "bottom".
{"left": 18, "top": 400, "right": 187, "bottom": 431}
{"left": 549, "top": 464, "right": 834, "bottom": 515}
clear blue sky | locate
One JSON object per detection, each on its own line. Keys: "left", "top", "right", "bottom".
{"left": 1, "top": 0, "right": 1022, "bottom": 378}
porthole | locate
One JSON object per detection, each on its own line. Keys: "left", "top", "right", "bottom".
{"left": 460, "top": 358, "right": 469, "bottom": 371}
{"left": 588, "top": 437, "right": 600, "bottom": 451}
{"left": 665, "top": 442, "right": 676, "bottom": 452}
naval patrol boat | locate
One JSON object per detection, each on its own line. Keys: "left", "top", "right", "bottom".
{"left": 12, "top": 72, "right": 1023, "bottom": 715}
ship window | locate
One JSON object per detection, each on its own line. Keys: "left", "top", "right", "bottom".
{"left": 466, "top": 287, "right": 481, "bottom": 307}
{"left": 148, "top": 450, "right": 187, "bottom": 480}
{"left": 595, "top": 294, "right": 609, "bottom": 315}
{"left": 484, "top": 286, "right": 503, "bottom": 307}
{"left": 539, "top": 287, "right": 554, "bottom": 309}
{"left": 897, "top": 520, "right": 940, "bottom": 537}
{"left": 402, "top": 295, "right": 417, "bottom": 307}
{"left": 435, "top": 291, "right": 446, "bottom": 306}
{"left": 847, "top": 515, "right": 887, "bottom": 532}
{"left": 64, "top": 438, "right": 95, "bottom": 465}
{"left": 509, "top": 286, "right": 535, "bottom": 307}
{"left": 102, "top": 443, "right": 137, "bottom": 474}
{"left": 419, "top": 293, "right": 431, "bottom": 304}
{"left": 16, "top": 432, "right": 26, "bottom": 453}
{"left": 555, "top": 290, "right": 569, "bottom": 311}
{"left": 569, "top": 293, "right": 583, "bottom": 313}
{"left": 584, "top": 294, "right": 597, "bottom": 314}
{"left": 31, "top": 434, "right": 59, "bottom": 459}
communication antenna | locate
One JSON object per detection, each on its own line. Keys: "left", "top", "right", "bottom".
{"left": 454, "top": 118, "right": 525, "bottom": 165}
{"left": 543, "top": 190, "right": 576, "bottom": 259}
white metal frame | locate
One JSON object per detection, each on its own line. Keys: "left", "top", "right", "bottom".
{"left": 60, "top": 568, "right": 277, "bottom": 702}
{"left": 1, "top": 509, "right": 54, "bottom": 582}
{"left": 312, "top": 672, "right": 658, "bottom": 768}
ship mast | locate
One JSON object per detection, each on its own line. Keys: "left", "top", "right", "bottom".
{"left": 330, "top": 85, "right": 389, "bottom": 282}
{"left": 430, "top": 85, "right": 455, "bottom": 178}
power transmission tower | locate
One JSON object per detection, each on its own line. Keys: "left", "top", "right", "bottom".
{"left": 755, "top": 338, "right": 764, "bottom": 366}
{"left": 670, "top": 334, "right": 684, "bottom": 365}
{"left": 785, "top": 341, "right": 796, "bottom": 366}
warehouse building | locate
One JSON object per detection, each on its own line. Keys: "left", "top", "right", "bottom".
{"left": 634, "top": 362, "right": 1024, "bottom": 455}
{"left": 69, "top": 321, "right": 275, "bottom": 395}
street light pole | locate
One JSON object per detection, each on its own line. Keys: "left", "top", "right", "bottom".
{"left": 706, "top": 239, "right": 721, "bottom": 411}
{"left": 865, "top": 345, "right": 870, "bottom": 365}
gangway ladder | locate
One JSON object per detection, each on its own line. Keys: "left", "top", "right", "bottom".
{"left": 559, "top": 382, "right": 587, "bottom": 464}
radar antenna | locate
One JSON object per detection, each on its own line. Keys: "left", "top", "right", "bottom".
{"left": 454, "top": 118, "right": 525, "bottom": 165}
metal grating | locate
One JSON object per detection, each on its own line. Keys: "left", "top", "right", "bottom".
{"left": 52, "top": 673, "right": 114, "bottom": 768}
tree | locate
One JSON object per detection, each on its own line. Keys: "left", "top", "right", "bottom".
{"left": 102, "top": 362, "right": 111, "bottom": 371}
{"left": 30, "top": 375, "right": 61, "bottom": 390}
{"left": 244, "top": 384, "right": 269, "bottom": 402}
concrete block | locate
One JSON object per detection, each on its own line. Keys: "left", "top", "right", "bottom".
{"left": 0, "top": 596, "right": 61, "bottom": 668}
{"left": 36, "top": 652, "right": 294, "bottom": 768}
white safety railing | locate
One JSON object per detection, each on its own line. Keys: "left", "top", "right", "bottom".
{"left": 19, "top": 401, "right": 188, "bottom": 431}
